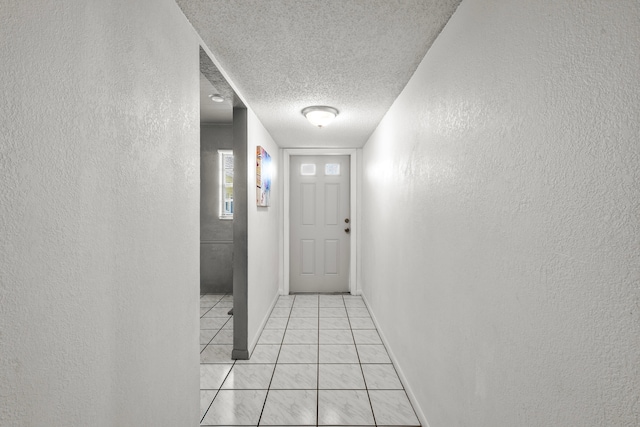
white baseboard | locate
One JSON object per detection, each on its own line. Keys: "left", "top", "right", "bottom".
{"left": 247, "top": 291, "right": 280, "bottom": 355}
{"left": 360, "top": 293, "right": 431, "bottom": 427}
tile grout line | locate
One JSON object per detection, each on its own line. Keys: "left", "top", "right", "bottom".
{"left": 357, "top": 296, "right": 422, "bottom": 427}
{"left": 386, "top": 350, "right": 423, "bottom": 426}
{"left": 200, "top": 293, "right": 235, "bottom": 425}
{"left": 201, "top": 316, "right": 233, "bottom": 349}
{"left": 200, "top": 387, "right": 404, "bottom": 391}
{"left": 201, "top": 294, "right": 405, "bottom": 426}
{"left": 345, "top": 294, "right": 378, "bottom": 427}
{"left": 256, "top": 294, "right": 295, "bottom": 426}
{"left": 200, "top": 359, "right": 236, "bottom": 424}
{"left": 316, "top": 297, "right": 320, "bottom": 427}
{"left": 200, "top": 294, "right": 231, "bottom": 352}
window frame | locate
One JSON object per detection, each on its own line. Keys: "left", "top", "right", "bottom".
{"left": 218, "top": 150, "right": 234, "bottom": 220}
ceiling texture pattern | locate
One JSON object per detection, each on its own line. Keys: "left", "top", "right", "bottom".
{"left": 178, "top": 0, "right": 461, "bottom": 148}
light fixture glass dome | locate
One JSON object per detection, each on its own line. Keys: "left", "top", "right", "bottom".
{"left": 301, "top": 106, "right": 339, "bottom": 128}
{"left": 208, "top": 93, "right": 224, "bottom": 103}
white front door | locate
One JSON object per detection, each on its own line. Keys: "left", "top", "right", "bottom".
{"left": 290, "top": 155, "right": 350, "bottom": 293}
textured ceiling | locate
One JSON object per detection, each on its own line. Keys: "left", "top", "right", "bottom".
{"left": 179, "top": 0, "right": 461, "bottom": 147}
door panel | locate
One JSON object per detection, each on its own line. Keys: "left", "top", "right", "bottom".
{"left": 324, "top": 184, "right": 339, "bottom": 225}
{"left": 290, "top": 155, "right": 350, "bottom": 293}
{"left": 301, "top": 240, "right": 315, "bottom": 274}
{"left": 301, "top": 183, "right": 316, "bottom": 225}
{"left": 324, "top": 240, "right": 339, "bottom": 275}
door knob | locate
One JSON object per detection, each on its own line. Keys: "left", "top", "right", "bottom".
{"left": 345, "top": 228, "right": 350, "bottom": 233}
{"left": 345, "top": 218, "right": 350, "bottom": 223}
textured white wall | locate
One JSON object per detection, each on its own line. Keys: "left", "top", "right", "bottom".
{"left": 361, "top": 1, "right": 640, "bottom": 426}
{"left": 0, "top": 1, "right": 200, "bottom": 425}
{"left": 247, "top": 109, "right": 281, "bottom": 350}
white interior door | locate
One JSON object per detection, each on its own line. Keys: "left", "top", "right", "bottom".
{"left": 290, "top": 155, "right": 350, "bottom": 293}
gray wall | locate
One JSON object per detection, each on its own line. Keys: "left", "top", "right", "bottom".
{"left": 0, "top": 0, "right": 200, "bottom": 425}
{"left": 361, "top": 0, "right": 640, "bottom": 426}
{"left": 232, "top": 107, "right": 249, "bottom": 359}
{"left": 201, "top": 124, "right": 234, "bottom": 294}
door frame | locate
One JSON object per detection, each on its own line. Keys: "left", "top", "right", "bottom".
{"left": 283, "top": 148, "right": 358, "bottom": 295}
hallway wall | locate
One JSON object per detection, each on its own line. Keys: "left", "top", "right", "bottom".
{"left": 0, "top": 1, "right": 201, "bottom": 425}
{"left": 361, "top": 1, "right": 639, "bottom": 426}
{"left": 247, "top": 109, "right": 281, "bottom": 351}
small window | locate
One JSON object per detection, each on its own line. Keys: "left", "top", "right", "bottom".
{"left": 325, "top": 163, "right": 340, "bottom": 175}
{"left": 300, "top": 163, "right": 316, "bottom": 176}
{"left": 219, "top": 150, "right": 233, "bottom": 219}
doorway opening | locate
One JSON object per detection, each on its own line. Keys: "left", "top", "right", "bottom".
{"left": 199, "top": 46, "right": 249, "bottom": 369}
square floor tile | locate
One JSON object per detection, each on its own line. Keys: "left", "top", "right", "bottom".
{"left": 278, "top": 344, "right": 318, "bottom": 363}
{"left": 210, "top": 329, "right": 233, "bottom": 345}
{"left": 291, "top": 307, "right": 319, "bottom": 317}
{"left": 200, "top": 345, "right": 234, "bottom": 363}
{"left": 318, "top": 390, "right": 374, "bottom": 425}
{"left": 293, "top": 299, "right": 319, "bottom": 308}
{"left": 369, "top": 390, "right": 420, "bottom": 425}
{"left": 200, "top": 317, "right": 229, "bottom": 330}
{"left": 346, "top": 307, "right": 370, "bottom": 317}
{"left": 258, "top": 329, "right": 286, "bottom": 345}
{"left": 200, "top": 329, "right": 218, "bottom": 345}
{"left": 319, "top": 364, "right": 365, "bottom": 389}
{"left": 294, "top": 294, "right": 319, "bottom": 302}
{"left": 356, "top": 345, "right": 391, "bottom": 364}
{"left": 214, "top": 300, "right": 234, "bottom": 308}
{"left": 319, "top": 344, "right": 359, "bottom": 363}
{"left": 221, "top": 363, "right": 275, "bottom": 389}
{"left": 271, "top": 307, "right": 292, "bottom": 317}
{"left": 343, "top": 298, "right": 366, "bottom": 307}
{"left": 200, "top": 363, "right": 233, "bottom": 389}
{"left": 353, "top": 330, "right": 382, "bottom": 345}
{"left": 319, "top": 295, "right": 346, "bottom": 307}
{"left": 320, "top": 307, "right": 348, "bottom": 318}
{"left": 361, "top": 364, "right": 403, "bottom": 389}
{"left": 320, "top": 317, "right": 351, "bottom": 330}
{"left": 287, "top": 317, "right": 319, "bottom": 330}
{"left": 260, "top": 390, "right": 317, "bottom": 425}
{"left": 349, "top": 317, "right": 375, "bottom": 329}
{"left": 270, "top": 363, "right": 317, "bottom": 389}
{"left": 203, "top": 307, "right": 233, "bottom": 317}
{"left": 265, "top": 317, "right": 289, "bottom": 329}
{"left": 201, "top": 389, "right": 267, "bottom": 425}
{"left": 200, "top": 294, "right": 224, "bottom": 301}
{"left": 319, "top": 330, "right": 354, "bottom": 345}
{"left": 283, "top": 329, "right": 318, "bottom": 344}
{"left": 222, "top": 320, "right": 233, "bottom": 331}
{"left": 200, "top": 390, "right": 216, "bottom": 419}
{"left": 275, "top": 298, "right": 294, "bottom": 308}
{"left": 237, "top": 345, "right": 280, "bottom": 364}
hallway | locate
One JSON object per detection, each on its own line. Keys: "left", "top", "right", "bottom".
{"left": 200, "top": 294, "right": 420, "bottom": 426}
{"left": 3, "top": 1, "right": 638, "bottom": 425}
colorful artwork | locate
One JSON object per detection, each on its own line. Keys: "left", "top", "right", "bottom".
{"left": 256, "top": 146, "right": 271, "bottom": 207}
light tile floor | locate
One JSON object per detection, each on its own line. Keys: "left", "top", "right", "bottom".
{"left": 200, "top": 293, "right": 420, "bottom": 426}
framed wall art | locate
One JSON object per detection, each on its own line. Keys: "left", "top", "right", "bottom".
{"left": 256, "top": 146, "right": 271, "bottom": 207}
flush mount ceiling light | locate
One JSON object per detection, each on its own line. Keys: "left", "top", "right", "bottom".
{"left": 208, "top": 93, "right": 224, "bottom": 103}
{"left": 301, "top": 106, "right": 339, "bottom": 128}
